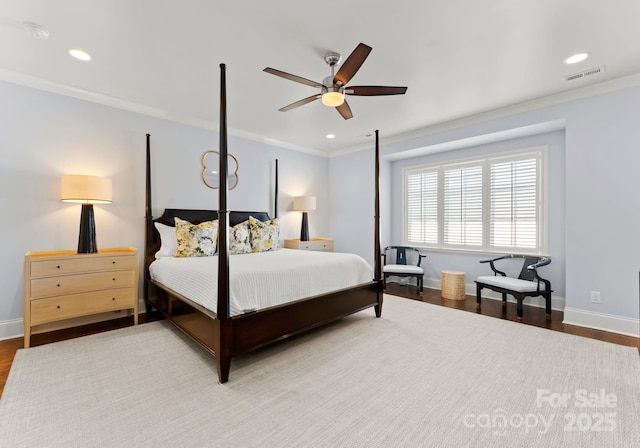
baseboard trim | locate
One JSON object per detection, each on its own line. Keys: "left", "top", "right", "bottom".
{"left": 0, "top": 298, "right": 147, "bottom": 342}
{"left": 0, "top": 319, "right": 24, "bottom": 342}
{"left": 563, "top": 307, "right": 640, "bottom": 338}
{"left": 4, "top": 297, "right": 636, "bottom": 341}
{"left": 423, "top": 277, "right": 566, "bottom": 311}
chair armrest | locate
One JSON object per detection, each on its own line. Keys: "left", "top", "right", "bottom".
{"left": 417, "top": 253, "right": 426, "bottom": 267}
{"left": 527, "top": 257, "right": 552, "bottom": 291}
{"left": 479, "top": 254, "right": 514, "bottom": 264}
{"left": 527, "top": 257, "right": 551, "bottom": 271}
{"left": 479, "top": 254, "right": 514, "bottom": 276}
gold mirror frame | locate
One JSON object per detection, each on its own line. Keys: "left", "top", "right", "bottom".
{"left": 201, "top": 150, "right": 239, "bottom": 190}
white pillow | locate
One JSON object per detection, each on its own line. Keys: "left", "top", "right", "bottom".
{"left": 154, "top": 222, "right": 178, "bottom": 258}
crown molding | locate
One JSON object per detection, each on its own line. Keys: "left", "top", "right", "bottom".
{"left": 0, "top": 68, "right": 328, "bottom": 158}
{"left": 329, "top": 72, "right": 640, "bottom": 158}
{"left": 3, "top": 68, "right": 640, "bottom": 159}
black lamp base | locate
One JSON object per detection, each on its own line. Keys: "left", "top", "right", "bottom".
{"left": 78, "top": 203, "right": 98, "bottom": 253}
{"left": 300, "top": 211, "right": 309, "bottom": 241}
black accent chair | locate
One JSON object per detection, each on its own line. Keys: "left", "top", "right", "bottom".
{"left": 383, "top": 246, "right": 426, "bottom": 294}
{"left": 475, "top": 254, "right": 552, "bottom": 321}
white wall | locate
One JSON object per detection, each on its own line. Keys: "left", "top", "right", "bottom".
{"left": 328, "top": 149, "right": 372, "bottom": 264}
{"left": 331, "top": 85, "right": 640, "bottom": 336}
{"left": 4, "top": 78, "right": 640, "bottom": 338}
{"left": 0, "top": 81, "right": 329, "bottom": 333}
{"left": 388, "top": 130, "right": 566, "bottom": 297}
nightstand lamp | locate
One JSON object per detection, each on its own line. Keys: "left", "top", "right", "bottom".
{"left": 293, "top": 195, "right": 316, "bottom": 241}
{"left": 61, "top": 174, "right": 112, "bottom": 254}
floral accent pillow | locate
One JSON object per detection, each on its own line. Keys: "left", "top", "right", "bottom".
{"left": 173, "top": 217, "right": 218, "bottom": 257}
{"left": 228, "top": 220, "right": 251, "bottom": 254}
{"left": 249, "top": 216, "right": 280, "bottom": 253}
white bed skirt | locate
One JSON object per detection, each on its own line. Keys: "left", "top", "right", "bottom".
{"left": 149, "top": 248, "right": 374, "bottom": 316}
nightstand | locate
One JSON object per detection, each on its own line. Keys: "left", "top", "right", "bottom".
{"left": 23, "top": 247, "right": 139, "bottom": 348}
{"left": 284, "top": 238, "right": 334, "bottom": 252}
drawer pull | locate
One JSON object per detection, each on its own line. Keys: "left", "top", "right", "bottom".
{"left": 57, "top": 284, "right": 60, "bottom": 287}
{"left": 57, "top": 305, "right": 60, "bottom": 309}
{"left": 112, "top": 261, "right": 116, "bottom": 264}
{"left": 57, "top": 265, "right": 60, "bottom": 269}
{"left": 112, "top": 297, "right": 116, "bottom": 301}
{"left": 113, "top": 278, "right": 116, "bottom": 281}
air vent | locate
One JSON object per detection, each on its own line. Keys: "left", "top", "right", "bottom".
{"left": 22, "top": 22, "right": 50, "bottom": 40}
{"left": 565, "top": 65, "right": 606, "bottom": 82}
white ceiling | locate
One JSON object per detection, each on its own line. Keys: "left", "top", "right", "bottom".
{"left": 2, "top": 1, "right": 640, "bottom": 155}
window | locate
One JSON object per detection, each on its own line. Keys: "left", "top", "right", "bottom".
{"left": 403, "top": 147, "right": 546, "bottom": 254}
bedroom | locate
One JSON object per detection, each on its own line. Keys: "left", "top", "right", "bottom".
{"left": 1, "top": 1, "right": 639, "bottom": 446}
{"left": 0, "top": 1, "right": 638, "bottom": 339}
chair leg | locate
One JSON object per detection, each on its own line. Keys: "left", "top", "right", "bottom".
{"left": 476, "top": 283, "right": 482, "bottom": 310}
{"left": 516, "top": 295, "right": 523, "bottom": 322}
{"left": 545, "top": 293, "right": 552, "bottom": 320}
{"left": 419, "top": 276, "right": 423, "bottom": 294}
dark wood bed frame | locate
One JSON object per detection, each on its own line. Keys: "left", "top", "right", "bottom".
{"left": 143, "top": 64, "right": 383, "bottom": 383}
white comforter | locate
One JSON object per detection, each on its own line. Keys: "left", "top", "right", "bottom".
{"left": 149, "top": 248, "right": 374, "bottom": 316}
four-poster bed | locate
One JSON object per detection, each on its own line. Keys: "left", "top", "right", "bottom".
{"left": 143, "top": 64, "right": 383, "bottom": 383}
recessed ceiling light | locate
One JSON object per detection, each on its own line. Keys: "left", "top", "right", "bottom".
{"left": 69, "top": 48, "right": 91, "bottom": 61}
{"left": 563, "top": 52, "right": 590, "bottom": 65}
{"left": 326, "top": 134, "right": 336, "bottom": 139}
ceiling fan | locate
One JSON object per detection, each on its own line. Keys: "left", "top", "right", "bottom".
{"left": 263, "top": 43, "right": 407, "bottom": 120}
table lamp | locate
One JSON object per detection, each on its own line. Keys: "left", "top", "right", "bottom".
{"left": 61, "top": 174, "right": 112, "bottom": 253}
{"left": 293, "top": 196, "right": 316, "bottom": 241}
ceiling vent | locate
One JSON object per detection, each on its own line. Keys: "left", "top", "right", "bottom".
{"left": 565, "top": 65, "right": 606, "bottom": 82}
{"left": 22, "top": 22, "right": 50, "bottom": 40}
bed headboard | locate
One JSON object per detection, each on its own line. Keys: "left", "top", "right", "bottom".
{"left": 154, "top": 209, "right": 271, "bottom": 227}
{"left": 145, "top": 209, "right": 271, "bottom": 271}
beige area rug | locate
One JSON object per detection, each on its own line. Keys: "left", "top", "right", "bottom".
{"left": 1, "top": 295, "right": 639, "bottom": 448}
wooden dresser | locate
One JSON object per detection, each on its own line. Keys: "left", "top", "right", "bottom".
{"left": 284, "top": 238, "right": 334, "bottom": 252}
{"left": 23, "top": 247, "right": 139, "bottom": 348}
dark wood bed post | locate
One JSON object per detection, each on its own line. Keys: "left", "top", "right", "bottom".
{"left": 143, "top": 133, "right": 153, "bottom": 314}
{"left": 216, "top": 63, "right": 233, "bottom": 383}
{"left": 374, "top": 130, "right": 383, "bottom": 317}
{"left": 274, "top": 159, "right": 278, "bottom": 219}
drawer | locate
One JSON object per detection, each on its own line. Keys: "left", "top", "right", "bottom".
{"left": 30, "top": 287, "right": 136, "bottom": 326}
{"left": 30, "top": 255, "right": 137, "bottom": 278}
{"left": 30, "top": 270, "right": 137, "bottom": 299}
{"left": 299, "top": 241, "right": 334, "bottom": 251}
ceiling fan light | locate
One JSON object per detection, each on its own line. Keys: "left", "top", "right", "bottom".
{"left": 322, "top": 91, "right": 344, "bottom": 107}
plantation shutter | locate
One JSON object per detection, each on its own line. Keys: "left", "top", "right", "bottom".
{"left": 403, "top": 147, "right": 545, "bottom": 253}
{"left": 406, "top": 170, "right": 438, "bottom": 244}
{"left": 490, "top": 157, "right": 538, "bottom": 249}
{"left": 443, "top": 165, "right": 483, "bottom": 246}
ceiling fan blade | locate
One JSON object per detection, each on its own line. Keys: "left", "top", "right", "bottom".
{"left": 263, "top": 67, "right": 324, "bottom": 88}
{"left": 279, "top": 94, "right": 322, "bottom": 112}
{"left": 347, "top": 86, "right": 408, "bottom": 96}
{"left": 333, "top": 43, "right": 372, "bottom": 87}
{"left": 335, "top": 100, "right": 353, "bottom": 120}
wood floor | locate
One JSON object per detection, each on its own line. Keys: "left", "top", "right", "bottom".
{"left": 1, "top": 288, "right": 638, "bottom": 398}
{"left": 386, "top": 283, "right": 640, "bottom": 348}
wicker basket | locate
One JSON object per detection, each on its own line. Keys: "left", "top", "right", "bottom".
{"left": 441, "top": 270, "right": 466, "bottom": 300}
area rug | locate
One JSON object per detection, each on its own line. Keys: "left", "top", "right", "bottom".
{"left": 1, "top": 295, "right": 638, "bottom": 447}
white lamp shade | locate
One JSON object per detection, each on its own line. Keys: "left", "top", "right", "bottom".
{"left": 61, "top": 175, "right": 112, "bottom": 203}
{"left": 293, "top": 196, "right": 316, "bottom": 212}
